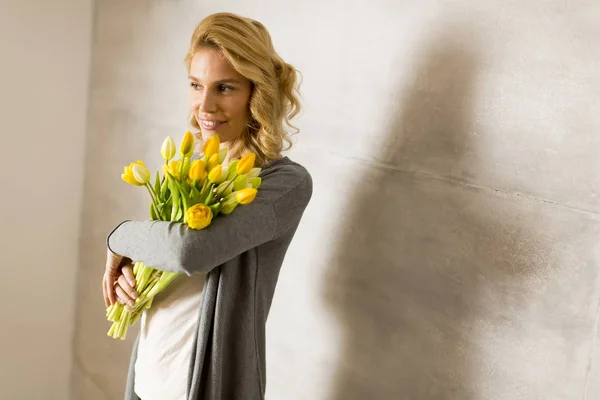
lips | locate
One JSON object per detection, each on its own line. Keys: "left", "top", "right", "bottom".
{"left": 200, "top": 119, "right": 226, "bottom": 130}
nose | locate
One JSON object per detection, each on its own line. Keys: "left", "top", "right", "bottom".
{"left": 197, "top": 90, "right": 218, "bottom": 113}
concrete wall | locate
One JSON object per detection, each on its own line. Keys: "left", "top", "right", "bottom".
{"left": 73, "top": 1, "right": 600, "bottom": 399}
{"left": 0, "top": 1, "right": 92, "bottom": 399}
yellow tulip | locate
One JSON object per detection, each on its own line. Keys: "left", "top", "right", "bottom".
{"left": 132, "top": 162, "right": 151, "bottom": 184}
{"left": 203, "top": 135, "right": 220, "bottom": 159}
{"left": 186, "top": 203, "right": 212, "bottom": 230}
{"left": 180, "top": 131, "right": 195, "bottom": 158}
{"left": 207, "top": 153, "right": 220, "bottom": 171}
{"left": 208, "top": 164, "right": 225, "bottom": 183}
{"left": 162, "top": 160, "right": 180, "bottom": 179}
{"left": 218, "top": 148, "right": 228, "bottom": 163}
{"left": 189, "top": 159, "right": 206, "bottom": 181}
{"left": 121, "top": 161, "right": 149, "bottom": 186}
{"left": 161, "top": 136, "right": 176, "bottom": 161}
{"left": 122, "top": 167, "right": 140, "bottom": 186}
{"left": 236, "top": 188, "right": 257, "bottom": 205}
{"left": 236, "top": 153, "right": 256, "bottom": 175}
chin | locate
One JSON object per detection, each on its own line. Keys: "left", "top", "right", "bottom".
{"left": 200, "top": 130, "right": 218, "bottom": 141}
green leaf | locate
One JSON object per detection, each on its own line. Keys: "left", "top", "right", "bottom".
{"left": 150, "top": 203, "right": 158, "bottom": 220}
{"left": 161, "top": 177, "right": 169, "bottom": 199}
{"left": 203, "top": 184, "right": 216, "bottom": 205}
{"left": 153, "top": 172, "right": 161, "bottom": 198}
{"left": 189, "top": 186, "right": 200, "bottom": 205}
{"left": 175, "top": 198, "right": 183, "bottom": 221}
{"left": 169, "top": 179, "right": 180, "bottom": 221}
{"left": 160, "top": 199, "right": 171, "bottom": 220}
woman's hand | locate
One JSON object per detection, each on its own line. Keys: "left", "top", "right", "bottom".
{"left": 114, "top": 265, "right": 138, "bottom": 311}
{"left": 102, "top": 248, "right": 136, "bottom": 307}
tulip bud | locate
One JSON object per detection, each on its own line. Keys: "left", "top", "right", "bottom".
{"left": 189, "top": 159, "right": 206, "bottom": 181}
{"left": 208, "top": 165, "right": 227, "bottom": 184}
{"left": 227, "top": 160, "right": 240, "bottom": 179}
{"left": 161, "top": 136, "right": 176, "bottom": 161}
{"left": 122, "top": 161, "right": 149, "bottom": 186}
{"left": 236, "top": 153, "right": 256, "bottom": 175}
{"left": 220, "top": 194, "right": 239, "bottom": 215}
{"left": 233, "top": 175, "right": 248, "bottom": 191}
{"left": 218, "top": 148, "right": 228, "bottom": 163}
{"left": 131, "top": 162, "right": 151, "bottom": 185}
{"left": 248, "top": 177, "right": 261, "bottom": 189}
{"left": 203, "top": 135, "right": 220, "bottom": 159}
{"left": 247, "top": 167, "right": 261, "bottom": 178}
{"left": 236, "top": 188, "right": 257, "bottom": 205}
{"left": 207, "top": 153, "right": 220, "bottom": 171}
{"left": 220, "top": 202, "right": 238, "bottom": 215}
{"left": 180, "top": 131, "right": 195, "bottom": 158}
{"left": 122, "top": 167, "right": 141, "bottom": 186}
{"left": 215, "top": 180, "right": 234, "bottom": 198}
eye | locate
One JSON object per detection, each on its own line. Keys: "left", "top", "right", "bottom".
{"left": 190, "top": 82, "right": 202, "bottom": 90}
{"left": 219, "top": 85, "right": 233, "bottom": 92}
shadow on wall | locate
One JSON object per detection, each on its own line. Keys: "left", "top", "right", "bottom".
{"left": 322, "top": 27, "right": 550, "bottom": 400}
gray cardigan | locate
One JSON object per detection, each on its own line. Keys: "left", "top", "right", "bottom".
{"left": 107, "top": 156, "right": 312, "bottom": 400}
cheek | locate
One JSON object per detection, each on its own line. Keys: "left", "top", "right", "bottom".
{"left": 229, "top": 97, "right": 250, "bottom": 122}
{"left": 190, "top": 93, "right": 199, "bottom": 110}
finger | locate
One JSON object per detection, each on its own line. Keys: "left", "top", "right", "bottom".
{"left": 115, "top": 284, "right": 136, "bottom": 307}
{"left": 106, "top": 275, "right": 117, "bottom": 306}
{"left": 122, "top": 265, "right": 136, "bottom": 287}
{"left": 103, "top": 276, "right": 113, "bottom": 307}
{"left": 103, "top": 278, "right": 109, "bottom": 308}
{"left": 118, "top": 274, "right": 138, "bottom": 299}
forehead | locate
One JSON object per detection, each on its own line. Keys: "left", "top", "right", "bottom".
{"left": 189, "top": 48, "right": 241, "bottom": 81}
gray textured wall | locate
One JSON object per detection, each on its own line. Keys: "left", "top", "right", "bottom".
{"left": 73, "top": 1, "right": 600, "bottom": 399}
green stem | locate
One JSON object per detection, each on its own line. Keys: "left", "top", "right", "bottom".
{"left": 145, "top": 184, "right": 162, "bottom": 221}
{"left": 179, "top": 156, "right": 187, "bottom": 179}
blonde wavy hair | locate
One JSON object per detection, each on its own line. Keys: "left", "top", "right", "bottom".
{"left": 185, "top": 13, "right": 301, "bottom": 166}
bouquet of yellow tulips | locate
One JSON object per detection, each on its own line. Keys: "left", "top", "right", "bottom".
{"left": 106, "top": 131, "right": 262, "bottom": 340}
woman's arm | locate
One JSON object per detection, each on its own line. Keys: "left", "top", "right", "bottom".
{"left": 107, "top": 197, "right": 277, "bottom": 275}
{"left": 106, "top": 163, "right": 313, "bottom": 275}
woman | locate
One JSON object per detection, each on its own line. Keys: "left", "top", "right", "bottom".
{"left": 102, "top": 12, "right": 312, "bottom": 400}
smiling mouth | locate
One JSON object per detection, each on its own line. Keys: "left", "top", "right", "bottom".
{"left": 200, "top": 119, "right": 226, "bottom": 130}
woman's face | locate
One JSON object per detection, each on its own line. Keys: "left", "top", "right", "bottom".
{"left": 189, "top": 47, "right": 253, "bottom": 145}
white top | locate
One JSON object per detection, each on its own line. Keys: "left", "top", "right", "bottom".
{"left": 134, "top": 273, "right": 206, "bottom": 400}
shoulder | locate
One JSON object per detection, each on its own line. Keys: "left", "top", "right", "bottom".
{"left": 258, "top": 157, "right": 313, "bottom": 204}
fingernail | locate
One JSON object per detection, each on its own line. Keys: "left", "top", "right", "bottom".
{"left": 131, "top": 292, "right": 138, "bottom": 299}
{"left": 129, "top": 280, "right": 135, "bottom": 286}
{"left": 128, "top": 300, "right": 135, "bottom": 306}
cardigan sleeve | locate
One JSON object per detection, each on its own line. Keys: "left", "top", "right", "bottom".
{"left": 106, "top": 163, "right": 312, "bottom": 275}
{"left": 107, "top": 197, "right": 276, "bottom": 275}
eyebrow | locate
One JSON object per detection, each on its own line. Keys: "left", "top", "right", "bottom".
{"left": 188, "top": 75, "right": 241, "bottom": 85}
